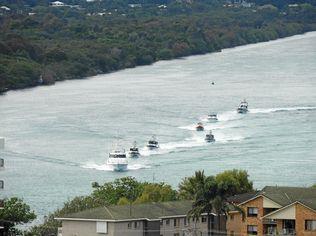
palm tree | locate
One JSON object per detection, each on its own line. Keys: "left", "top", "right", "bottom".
{"left": 185, "top": 170, "right": 217, "bottom": 236}
{"left": 212, "top": 194, "right": 245, "bottom": 235}
{"left": 183, "top": 170, "right": 246, "bottom": 236}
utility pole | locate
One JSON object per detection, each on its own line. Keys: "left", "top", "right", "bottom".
{"left": 0, "top": 137, "right": 5, "bottom": 233}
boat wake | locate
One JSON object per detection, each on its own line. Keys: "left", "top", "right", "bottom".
{"left": 214, "top": 133, "right": 245, "bottom": 143}
{"left": 249, "top": 106, "right": 316, "bottom": 114}
{"left": 178, "top": 122, "right": 237, "bottom": 131}
{"left": 140, "top": 134, "right": 206, "bottom": 157}
{"left": 81, "top": 162, "right": 151, "bottom": 171}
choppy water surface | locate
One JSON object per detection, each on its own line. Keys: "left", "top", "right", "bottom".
{"left": 0, "top": 32, "right": 316, "bottom": 221}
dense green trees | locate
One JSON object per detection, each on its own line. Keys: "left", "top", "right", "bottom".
{"left": 0, "top": 1, "right": 315, "bottom": 93}
{"left": 0, "top": 197, "right": 36, "bottom": 234}
{"left": 27, "top": 169, "right": 253, "bottom": 235}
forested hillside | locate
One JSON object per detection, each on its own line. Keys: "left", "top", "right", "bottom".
{"left": 0, "top": 0, "right": 315, "bottom": 92}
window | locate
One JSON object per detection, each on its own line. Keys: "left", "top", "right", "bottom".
{"left": 202, "top": 216, "right": 207, "bottom": 223}
{"left": 184, "top": 217, "right": 187, "bottom": 226}
{"left": 0, "top": 158, "right": 4, "bottom": 167}
{"left": 0, "top": 180, "right": 3, "bottom": 189}
{"left": 230, "top": 231, "right": 235, "bottom": 236}
{"left": 174, "top": 234, "right": 179, "bottom": 236}
{"left": 174, "top": 218, "right": 180, "bottom": 227}
{"left": 127, "top": 222, "right": 132, "bottom": 229}
{"left": 166, "top": 219, "right": 170, "bottom": 225}
{"left": 305, "top": 220, "right": 316, "bottom": 231}
{"left": 230, "top": 214, "right": 234, "bottom": 220}
{"left": 247, "top": 225, "right": 258, "bottom": 235}
{"left": 134, "top": 221, "right": 139, "bottom": 229}
{"left": 96, "top": 222, "right": 107, "bottom": 234}
{"left": 247, "top": 207, "right": 258, "bottom": 217}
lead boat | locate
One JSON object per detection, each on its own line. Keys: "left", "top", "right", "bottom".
{"left": 147, "top": 136, "right": 159, "bottom": 150}
{"left": 107, "top": 144, "right": 128, "bottom": 172}
{"left": 129, "top": 141, "right": 140, "bottom": 158}
{"left": 237, "top": 99, "right": 248, "bottom": 114}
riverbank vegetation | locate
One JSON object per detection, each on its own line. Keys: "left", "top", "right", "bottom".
{"left": 26, "top": 169, "right": 253, "bottom": 235}
{"left": 0, "top": 0, "right": 316, "bottom": 92}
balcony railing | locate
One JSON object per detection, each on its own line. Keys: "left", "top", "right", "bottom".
{"left": 279, "top": 228, "right": 296, "bottom": 236}
{"left": 263, "top": 219, "right": 277, "bottom": 225}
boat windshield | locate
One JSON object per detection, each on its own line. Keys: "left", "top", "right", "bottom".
{"left": 109, "top": 153, "right": 126, "bottom": 158}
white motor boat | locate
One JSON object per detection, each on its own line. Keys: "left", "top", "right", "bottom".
{"left": 205, "top": 130, "right": 215, "bottom": 142}
{"left": 207, "top": 113, "right": 218, "bottom": 122}
{"left": 196, "top": 122, "right": 204, "bottom": 131}
{"left": 237, "top": 99, "right": 248, "bottom": 114}
{"left": 107, "top": 147, "right": 128, "bottom": 172}
{"left": 147, "top": 136, "right": 159, "bottom": 149}
{"left": 129, "top": 141, "right": 140, "bottom": 158}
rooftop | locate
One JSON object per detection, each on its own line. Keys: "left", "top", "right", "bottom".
{"left": 58, "top": 200, "right": 193, "bottom": 221}
{"left": 261, "top": 186, "right": 316, "bottom": 210}
{"left": 230, "top": 186, "right": 316, "bottom": 210}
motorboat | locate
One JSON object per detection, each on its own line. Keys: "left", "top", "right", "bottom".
{"left": 129, "top": 141, "right": 140, "bottom": 158}
{"left": 205, "top": 130, "right": 215, "bottom": 142}
{"left": 207, "top": 113, "right": 218, "bottom": 122}
{"left": 237, "top": 99, "right": 248, "bottom": 114}
{"left": 196, "top": 122, "right": 204, "bottom": 131}
{"left": 147, "top": 136, "right": 159, "bottom": 149}
{"left": 107, "top": 146, "right": 128, "bottom": 172}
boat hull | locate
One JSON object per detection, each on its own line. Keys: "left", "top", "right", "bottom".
{"left": 147, "top": 145, "right": 159, "bottom": 150}
{"left": 237, "top": 108, "right": 248, "bottom": 114}
{"left": 205, "top": 138, "right": 215, "bottom": 142}
{"left": 129, "top": 151, "right": 140, "bottom": 158}
{"left": 110, "top": 163, "right": 128, "bottom": 172}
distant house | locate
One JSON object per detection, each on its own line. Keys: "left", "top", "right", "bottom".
{"left": 158, "top": 4, "right": 167, "bottom": 9}
{"left": 288, "top": 4, "right": 299, "bottom": 8}
{"left": 56, "top": 200, "right": 227, "bottom": 236}
{"left": 0, "top": 6, "right": 10, "bottom": 11}
{"left": 50, "top": 1, "right": 65, "bottom": 7}
{"left": 241, "top": 1, "right": 254, "bottom": 8}
{"left": 227, "top": 186, "right": 316, "bottom": 236}
{"left": 128, "top": 4, "right": 142, "bottom": 8}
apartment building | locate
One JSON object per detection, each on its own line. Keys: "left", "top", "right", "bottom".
{"left": 56, "top": 200, "right": 226, "bottom": 236}
{"left": 227, "top": 186, "right": 316, "bottom": 236}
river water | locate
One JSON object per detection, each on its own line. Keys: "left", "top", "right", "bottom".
{"left": 0, "top": 32, "right": 315, "bottom": 222}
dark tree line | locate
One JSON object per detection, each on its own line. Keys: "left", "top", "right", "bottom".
{"left": 0, "top": 1, "right": 315, "bottom": 92}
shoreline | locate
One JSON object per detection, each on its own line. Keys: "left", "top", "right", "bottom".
{"left": 1, "top": 30, "right": 315, "bottom": 95}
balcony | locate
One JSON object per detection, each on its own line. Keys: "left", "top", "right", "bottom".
{"left": 263, "top": 219, "right": 277, "bottom": 225}
{"left": 279, "top": 228, "right": 296, "bottom": 236}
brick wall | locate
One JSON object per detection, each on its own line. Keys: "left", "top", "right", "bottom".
{"left": 226, "top": 196, "right": 265, "bottom": 236}
{"left": 226, "top": 212, "right": 242, "bottom": 235}
{"left": 241, "top": 196, "right": 264, "bottom": 236}
{"left": 295, "top": 203, "right": 316, "bottom": 236}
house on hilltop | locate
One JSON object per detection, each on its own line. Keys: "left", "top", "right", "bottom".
{"left": 50, "top": 1, "right": 65, "bottom": 7}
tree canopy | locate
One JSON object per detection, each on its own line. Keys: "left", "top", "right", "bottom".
{"left": 0, "top": 197, "right": 36, "bottom": 234}
{"left": 1, "top": 0, "right": 315, "bottom": 93}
